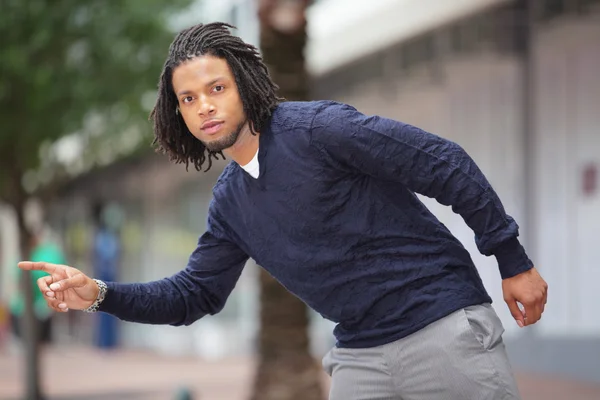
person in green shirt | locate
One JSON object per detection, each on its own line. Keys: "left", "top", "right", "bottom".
{"left": 9, "top": 235, "right": 66, "bottom": 344}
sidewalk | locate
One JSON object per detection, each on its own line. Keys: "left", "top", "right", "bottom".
{"left": 0, "top": 345, "right": 256, "bottom": 399}
{"left": 1, "top": 345, "right": 600, "bottom": 399}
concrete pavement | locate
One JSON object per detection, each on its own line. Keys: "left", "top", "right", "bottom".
{"left": 0, "top": 345, "right": 255, "bottom": 399}
{"left": 1, "top": 345, "right": 600, "bottom": 399}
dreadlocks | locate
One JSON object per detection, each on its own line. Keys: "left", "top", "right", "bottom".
{"left": 150, "top": 22, "right": 282, "bottom": 172}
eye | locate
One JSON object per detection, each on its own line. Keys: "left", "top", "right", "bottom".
{"left": 181, "top": 96, "right": 194, "bottom": 104}
{"left": 212, "top": 85, "right": 225, "bottom": 93}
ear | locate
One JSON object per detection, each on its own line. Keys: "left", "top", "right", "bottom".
{"left": 175, "top": 107, "right": 180, "bottom": 115}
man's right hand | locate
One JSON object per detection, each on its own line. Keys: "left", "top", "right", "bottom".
{"left": 18, "top": 261, "right": 99, "bottom": 312}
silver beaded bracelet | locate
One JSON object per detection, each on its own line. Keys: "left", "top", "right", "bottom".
{"left": 83, "top": 279, "right": 108, "bottom": 313}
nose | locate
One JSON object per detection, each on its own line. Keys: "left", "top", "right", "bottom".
{"left": 197, "top": 96, "right": 216, "bottom": 117}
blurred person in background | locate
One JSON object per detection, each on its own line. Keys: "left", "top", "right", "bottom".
{"left": 20, "top": 22, "right": 548, "bottom": 400}
{"left": 91, "top": 202, "right": 122, "bottom": 350}
{"left": 9, "top": 226, "right": 66, "bottom": 349}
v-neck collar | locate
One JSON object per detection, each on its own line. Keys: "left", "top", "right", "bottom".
{"left": 238, "top": 124, "right": 270, "bottom": 189}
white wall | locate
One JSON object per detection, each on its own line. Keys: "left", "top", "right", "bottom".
{"left": 533, "top": 15, "right": 600, "bottom": 337}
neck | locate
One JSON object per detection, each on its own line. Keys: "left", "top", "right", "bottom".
{"left": 224, "top": 122, "right": 259, "bottom": 166}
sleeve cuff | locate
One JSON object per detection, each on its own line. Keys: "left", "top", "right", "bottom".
{"left": 97, "top": 281, "right": 120, "bottom": 314}
{"left": 493, "top": 237, "right": 534, "bottom": 279}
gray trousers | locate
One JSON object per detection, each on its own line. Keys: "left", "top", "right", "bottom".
{"left": 323, "top": 303, "right": 521, "bottom": 400}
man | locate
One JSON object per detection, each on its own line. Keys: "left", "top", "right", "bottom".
{"left": 20, "top": 22, "right": 547, "bottom": 399}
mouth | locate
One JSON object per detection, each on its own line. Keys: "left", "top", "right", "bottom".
{"left": 200, "top": 120, "right": 224, "bottom": 136}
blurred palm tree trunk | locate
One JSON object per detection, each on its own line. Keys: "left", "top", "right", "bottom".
{"left": 251, "top": 1, "right": 324, "bottom": 400}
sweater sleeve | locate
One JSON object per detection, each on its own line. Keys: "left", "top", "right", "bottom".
{"left": 310, "top": 101, "right": 533, "bottom": 279}
{"left": 98, "top": 204, "right": 249, "bottom": 325}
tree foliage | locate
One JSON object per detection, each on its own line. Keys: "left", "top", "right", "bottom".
{"left": 0, "top": 0, "right": 194, "bottom": 201}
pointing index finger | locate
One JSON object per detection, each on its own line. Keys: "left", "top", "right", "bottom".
{"left": 18, "top": 261, "right": 58, "bottom": 273}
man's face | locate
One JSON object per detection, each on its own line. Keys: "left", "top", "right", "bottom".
{"left": 171, "top": 55, "right": 246, "bottom": 152}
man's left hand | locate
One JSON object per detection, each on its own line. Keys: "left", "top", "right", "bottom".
{"left": 502, "top": 267, "right": 548, "bottom": 328}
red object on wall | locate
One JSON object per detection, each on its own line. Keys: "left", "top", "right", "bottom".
{"left": 582, "top": 163, "right": 597, "bottom": 196}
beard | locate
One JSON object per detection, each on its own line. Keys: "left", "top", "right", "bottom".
{"left": 203, "top": 120, "right": 246, "bottom": 152}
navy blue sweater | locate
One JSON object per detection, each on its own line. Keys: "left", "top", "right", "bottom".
{"left": 100, "top": 100, "right": 533, "bottom": 348}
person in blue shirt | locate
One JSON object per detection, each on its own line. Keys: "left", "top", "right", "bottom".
{"left": 20, "top": 22, "right": 547, "bottom": 400}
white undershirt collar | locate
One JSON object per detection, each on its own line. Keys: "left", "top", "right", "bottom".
{"left": 240, "top": 148, "right": 260, "bottom": 179}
